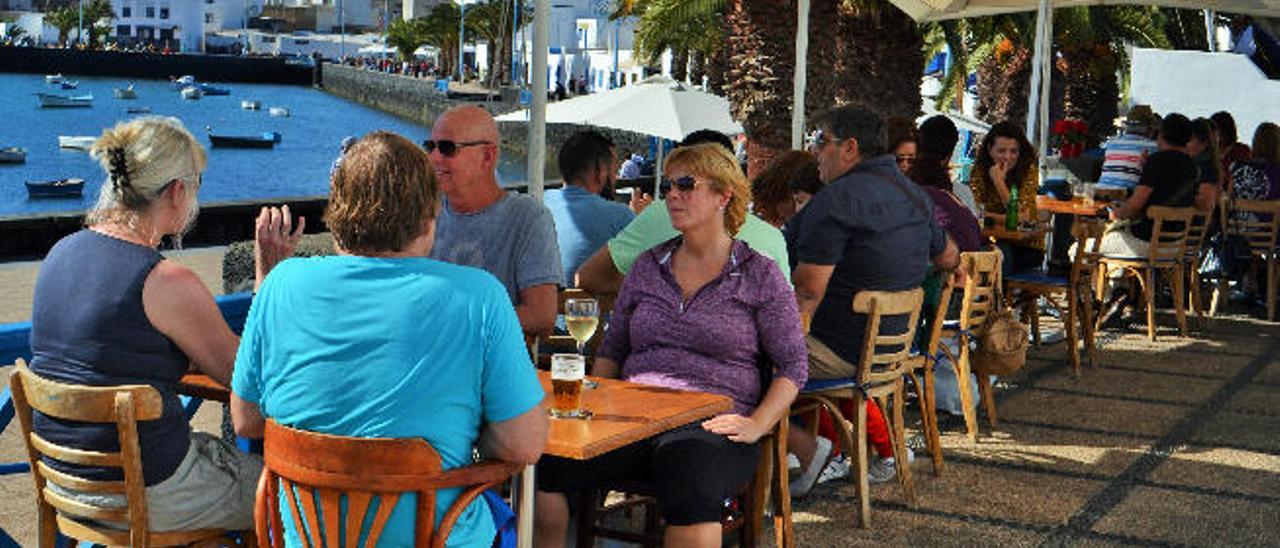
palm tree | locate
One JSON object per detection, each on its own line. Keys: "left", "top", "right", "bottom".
{"left": 465, "top": 0, "right": 531, "bottom": 85}
{"left": 724, "top": 0, "right": 796, "bottom": 176}
{"left": 85, "top": 0, "right": 114, "bottom": 49}
{"left": 386, "top": 17, "right": 427, "bottom": 61}
{"left": 832, "top": 1, "right": 923, "bottom": 120}
{"left": 46, "top": 7, "right": 79, "bottom": 45}
{"left": 630, "top": 0, "right": 722, "bottom": 84}
{"left": 419, "top": 2, "right": 462, "bottom": 78}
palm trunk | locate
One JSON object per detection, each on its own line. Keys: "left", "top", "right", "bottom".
{"left": 671, "top": 48, "right": 689, "bottom": 83}
{"left": 725, "top": 0, "right": 796, "bottom": 178}
{"left": 689, "top": 50, "right": 706, "bottom": 86}
{"left": 834, "top": 3, "right": 923, "bottom": 121}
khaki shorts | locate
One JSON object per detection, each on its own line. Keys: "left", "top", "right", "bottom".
{"left": 806, "top": 335, "right": 858, "bottom": 380}
{"left": 50, "top": 432, "right": 262, "bottom": 532}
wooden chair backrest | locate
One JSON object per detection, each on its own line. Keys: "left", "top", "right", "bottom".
{"left": 958, "top": 251, "right": 1003, "bottom": 334}
{"left": 9, "top": 359, "right": 163, "bottom": 548}
{"left": 258, "top": 420, "right": 520, "bottom": 548}
{"left": 1070, "top": 217, "right": 1106, "bottom": 277}
{"left": 1225, "top": 199, "right": 1280, "bottom": 257}
{"left": 852, "top": 288, "right": 924, "bottom": 386}
{"left": 1184, "top": 208, "right": 1213, "bottom": 261}
{"left": 1145, "top": 206, "right": 1196, "bottom": 266}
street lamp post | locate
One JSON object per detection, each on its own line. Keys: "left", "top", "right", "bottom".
{"left": 77, "top": 0, "right": 83, "bottom": 46}
{"left": 457, "top": 0, "right": 468, "bottom": 81}
{"left": 339, "top": 0, "right": 346, "bottom": 60}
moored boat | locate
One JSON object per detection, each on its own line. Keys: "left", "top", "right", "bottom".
{"left": 181, "top": 86, "right": 203, "bottom": 100}
{"left": 114, "top": 85, "right": 138, "bottom": 99}
{"left": 26, "top": 178, "right": 85, "bottom": 198}
{"left": 60, "top": 80, "right": 78, "bottom": 90}
{"left": 241, "top": 100, "right": 261, "bottom": 110}
{"left": 199, "top": 83, "right": 231, "bottom": 96}
{"left": 268, "top": 107, "right": 290, "bottom": 117}
{"left": 126, "top": 106, "right": 152, "bottom": 114}
{"left": 0, "top": 147, "right": 27, "bottom": 164}
{"left": 45, "top": 74, "right": 63, "bottom": 84}
{"left": 172, "top": 75, "right": 196, "bottom": 88}
{"left": 207, "top": 131, "right": 281, "bottom": 149}
{"left": 58, "top": 136, "right": 97, "bottom": 150}
{"left": 36, "top": 92, "right": 93, "bottom": 108}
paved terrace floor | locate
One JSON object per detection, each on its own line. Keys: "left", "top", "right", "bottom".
{"left": 0, "top": 298, "right": 1277, "bottom": 546}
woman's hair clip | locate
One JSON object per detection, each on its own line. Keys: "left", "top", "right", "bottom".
{"left": 108, "top": 147, "right": 131, "bottom": 190}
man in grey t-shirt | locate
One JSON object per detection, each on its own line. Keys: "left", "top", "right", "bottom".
{"left": 426, "top": 106, "right": 562, "bottom": 336}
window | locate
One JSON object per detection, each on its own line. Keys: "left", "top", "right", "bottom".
{"left": 116, "top": 25, "right": 131, "bottom": 37}
{"left": 145, "top": 6, "right": 155, "bottom": 18}
{"left": 160, "top": 7, "right": 169, "bottom": 19}
{"left": 204, "top": 13, "right": 213, "bottom": 24}
{"left": 122, "top": 7, "right": 131, "bottom": 17}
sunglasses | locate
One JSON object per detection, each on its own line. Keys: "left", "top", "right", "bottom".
{"left": 659, "top": 175, "right": 699, "bottom": 198}
{"left": 421, "top": 139, "right": 492, "bottom": 157}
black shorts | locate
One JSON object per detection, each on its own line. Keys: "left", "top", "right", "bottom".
{"left": 536, "top": 423, "right": 760, "bottom": 526}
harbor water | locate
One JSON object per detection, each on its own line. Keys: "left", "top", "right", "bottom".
{"left": 0, "top": 73, "right": 524, "bottom": 218}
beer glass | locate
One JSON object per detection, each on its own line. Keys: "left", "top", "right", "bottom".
{"left": 550, "top": 353, "right": 587, "bottom": 418}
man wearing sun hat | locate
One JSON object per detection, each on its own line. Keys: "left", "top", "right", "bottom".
{"left": 1096, "top": 104, "right": 1161, "bottom": 192}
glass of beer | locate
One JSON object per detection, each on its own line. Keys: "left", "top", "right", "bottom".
{"left": 564, "top": 298, "right": 599, "bottom": 355}
{"left": 550, "top": 353, "right": 587, "bottom": 418}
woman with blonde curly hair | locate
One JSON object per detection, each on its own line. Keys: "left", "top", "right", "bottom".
{"left": 535, "top": 142, "right": 808, "bottom": 548}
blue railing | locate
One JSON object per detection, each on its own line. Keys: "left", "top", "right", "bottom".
{"left": 0, "top": 292, "right": 253, "bottom": 545}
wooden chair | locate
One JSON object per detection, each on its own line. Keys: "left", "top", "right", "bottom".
{"left": 1183, "top": 209, "right": 1213, "bottom": 327}
{"left": 792, "top": 288, "right": 925, "bottom": 528}
{"left": 573, "top": 419, "right": 794, "bottom": 548}
{"left": 1096, "top": 206, "right": 1197, "bottom": 341}
{"left": 256, "top": 419, "right": 522, "bottom": 548}
{"left": 937, "top": 251, "right": 1003, "bottom": 440}
{"left": 1222, "top": 200, "right": 1280, "bottom": 321}
{"left": 1005, "top": 217, "right": 1105, "bottom": 375}
{"left": 8, "top": 359, "right": 243, "bottom": 548}
{"left": 906, "top": 280, "right": 955, "bottom": 476}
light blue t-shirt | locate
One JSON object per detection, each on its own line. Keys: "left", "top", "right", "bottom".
{"left": 544, "top": 185, "right": 634, "bottom": 284}
{"left": 232, "top": 255, "right": 545, "bottom": 548}
{"left": 430, "top": 193, "right": 564, "bottom": 301}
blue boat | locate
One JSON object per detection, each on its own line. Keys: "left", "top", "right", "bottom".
{"left": 207, "top": 130, "right": 281, "bottom": 149}
{"left": 26, "top": 178, "right": 84, "bottom": 198}
{"left": 199, "top": 83, "right": 231, "bottom": 96}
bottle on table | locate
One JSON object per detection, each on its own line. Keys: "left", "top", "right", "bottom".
{"left": 1005, "top": 184, "right": 1020, "bottom": 231}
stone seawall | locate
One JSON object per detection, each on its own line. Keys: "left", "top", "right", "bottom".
{"left": 0, "top": 46, "right": 313, "bottom": 84}
{"left": 320, "top": 63, "right": 652, "bottom": 180}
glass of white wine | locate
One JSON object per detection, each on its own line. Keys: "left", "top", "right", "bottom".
{"left": 564, "top": 297, "right": 600, "bottom": 389}
{"left": 564, "top": 298, "right": 599, "bottom": 355}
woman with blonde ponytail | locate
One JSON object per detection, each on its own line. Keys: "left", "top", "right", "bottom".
{"left": 27, "top": 116, "right": 302, "bottom": 531}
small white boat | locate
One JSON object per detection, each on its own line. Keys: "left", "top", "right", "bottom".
{"left": 0, "top": 147, "right": 26, "bottom": 164}
{"left": 58, "top": 136, "right": 97, "bottom": 150}
{"left": 36, "top": 92, "right": 93, "bottom": 108}
{"left": 172, "top": 75, "right": 196, "bottom": 88}
{"left": 181, "top": 86, "right": 203, "bottom": 100}
{"left": 241, "top": 100, "right": 261, "bottom": 110}
{"left": 268, "top": 107, "right": 290, "bottom": 117}
{"left": 114, "top": 85, "right": 138, "bottom": 99}
{"left": 45, "top": 74, "right": 63, "bottom": 84}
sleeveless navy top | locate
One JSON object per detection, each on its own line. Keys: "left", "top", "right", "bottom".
{"left": 30, "top": 229, "right": 192, "bottom": 486}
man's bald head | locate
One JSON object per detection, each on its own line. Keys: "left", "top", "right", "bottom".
{"left": 433, "top": 105, "right": 499, "bottom": 143}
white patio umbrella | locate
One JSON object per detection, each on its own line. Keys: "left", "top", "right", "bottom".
{"left": 498, "top": 75, "right": 742, "bottom": 193}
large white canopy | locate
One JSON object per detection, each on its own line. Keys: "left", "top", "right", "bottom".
{"left": 889, "top": 0, "right": 1280, "bottom": 22}
{"left": 497, "top": 75, "right": 743, "bottom": 141}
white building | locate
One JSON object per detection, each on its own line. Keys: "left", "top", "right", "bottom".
{"left": 266, "top": 0, "right": 383, "bottom": 31}
{"left": 522, "top": 0, "right": 637, "bottom": 92}
{"left": 203, "top": 0, "right": 267, "bottom": 33}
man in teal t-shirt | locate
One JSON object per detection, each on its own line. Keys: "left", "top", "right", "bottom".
{"left": 232, "top": 256, "right": 546, "bottom": 547}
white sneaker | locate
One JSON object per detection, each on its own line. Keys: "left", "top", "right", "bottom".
{"left": 787, "top": 453, "right": 801, "bottom": 471}
{"left": 817, "top": 454, "right": 850, "bottom": 484}
{"left": 789, "top": 437, "right": 832, "bottom": 498}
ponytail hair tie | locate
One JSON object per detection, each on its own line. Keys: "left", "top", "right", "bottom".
{"left": 108, "top": 147, "right": 130, "bottom": 191}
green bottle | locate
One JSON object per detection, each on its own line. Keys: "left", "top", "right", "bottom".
{"left": 1005, "top": 184, "right": 1019, "bottom": 231}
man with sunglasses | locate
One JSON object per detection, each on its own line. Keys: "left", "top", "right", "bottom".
{"left": 425, "top": 106, "right": 563, "bottom": 337}
{"left": 787, "top": 105, "right": 961, "bottom": 495}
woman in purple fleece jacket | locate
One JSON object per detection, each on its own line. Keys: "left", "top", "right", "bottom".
{"left": 534, "top": 143, "right": 808, "bottom": 548}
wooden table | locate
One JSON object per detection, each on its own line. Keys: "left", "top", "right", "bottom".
{"left": 515, "top": 371, "right": 733, "bottom": 547}
{"left": 1037, "top": 195, "right": 1106, "bottom": 217}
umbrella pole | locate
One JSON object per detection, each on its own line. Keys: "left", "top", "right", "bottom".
{"left": 528, "top": 0, "right": 550, "bottom": 202}
{"left": 791, "top": 0, "right": 810, "bottom": 150}
{"left": 654, "top": 139, "right": 665, "bottom": 197}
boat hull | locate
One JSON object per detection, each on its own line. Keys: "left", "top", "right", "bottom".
{"left": 208, "top": 135, "right": 275, "bottom": 149}
{"left": 58, "top": 136, "right": 96, "bottom": 150}
{"left": 26, "top": 179, "right": 85, "bottom": 198}
{"left": 36, "top": 93, "right": 93, "bottom": 108}
{"left": 114, "top": 88, "right": 138, "bottom": 99}
{"left": 0, "top": 148, "right": 26, "bottom": 164}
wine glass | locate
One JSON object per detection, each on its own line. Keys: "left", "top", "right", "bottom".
{"left": 564, "top": 298, "right": 600, "bottom": 388}
{"left": 564, "top": 298, "right": 599, "bottom": 356}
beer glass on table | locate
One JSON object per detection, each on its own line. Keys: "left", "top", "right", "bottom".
{"left": 550, "top": 353, "right": 587, "bottom": 418}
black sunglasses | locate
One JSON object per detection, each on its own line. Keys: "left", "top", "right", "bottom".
{"left": 421, "top": 139, "right": 492, "bottom": 157}
{"left": 659, "top": 175, "right": 699, "bottom": 198}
